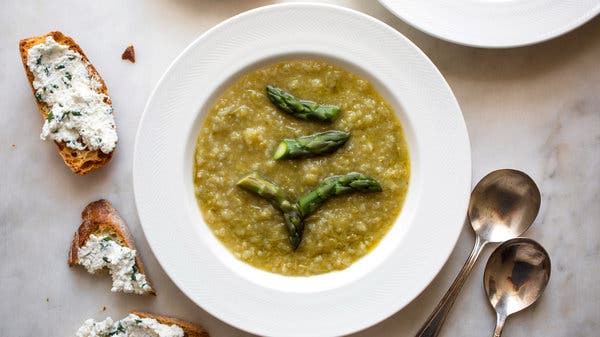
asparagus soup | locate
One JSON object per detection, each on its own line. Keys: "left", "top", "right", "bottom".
{"left": 193, "top": 60, "right": 409, "bottom": 276}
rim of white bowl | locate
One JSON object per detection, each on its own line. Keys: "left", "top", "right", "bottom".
{"left": 133, "top": 3, "right": 471, "bottom": 336}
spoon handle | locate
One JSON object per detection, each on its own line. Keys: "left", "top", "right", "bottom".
{"left": 415, "top": 236, "right": 486, "bottom": 337}
{"left": 493, "top": 313, "right": 507, "bottom": 337}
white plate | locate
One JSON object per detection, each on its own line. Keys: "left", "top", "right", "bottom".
{"left": 133, "top": 4, "right": 470, "bottom": 336}
{"left": 378, "top": 0, "right": 600, "bottom": 48}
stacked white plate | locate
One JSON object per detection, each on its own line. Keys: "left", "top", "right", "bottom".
{"left": 378, "top": 0, "right": 600, "bottom": 47}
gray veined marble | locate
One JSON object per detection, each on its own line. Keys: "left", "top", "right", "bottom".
{"left": 0, "top": 1, "right": 598, "bottom": 337}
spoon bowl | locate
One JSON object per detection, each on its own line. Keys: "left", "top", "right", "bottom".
{"left": 469, "top": 169, "right": 541, "bottom": 243}
{"left": 484, "top": 238, "right": 551, "bottom": 336}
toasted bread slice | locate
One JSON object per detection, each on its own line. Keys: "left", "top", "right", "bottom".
{"left": 19, "top": 31, "right": 115, "bottom": 175}
{"left": 132, "top": 311, "right": 209, "bottom": 337}
{"left": 68, "top": 199, "right": 155, "bottom": 295}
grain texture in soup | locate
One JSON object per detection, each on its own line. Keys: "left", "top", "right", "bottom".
{"left": 194, "top": 60, "right": 409, "bottom": 276}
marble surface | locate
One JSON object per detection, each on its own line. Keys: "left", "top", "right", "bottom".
{"left": 1, "top": 1, "right": 598, "bottom": 336}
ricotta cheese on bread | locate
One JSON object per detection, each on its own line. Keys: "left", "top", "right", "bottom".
{"left": 26, "top": 36, "right": 117, "bottom": 154}
{"left": 75, "top": 314, "right": 184, "bottom": 337}
{"left": 78, "top": 234, "right": 152, "bottom": 294}
{"left": 68, "top": 199, "right": 155, "bottom": 296}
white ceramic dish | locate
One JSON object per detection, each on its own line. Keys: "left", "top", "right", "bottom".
{"left": 378, "top": 0, "right": 600, "bottom": 48}
{"left": 133, "top": 4, "right": 471, "bottom": 336}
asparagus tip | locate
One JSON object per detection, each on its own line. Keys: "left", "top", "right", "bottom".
{"left": 290, "top": 235, "right": 301, "bottom": 251}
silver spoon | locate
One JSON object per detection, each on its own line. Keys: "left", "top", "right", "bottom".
{"left": 415, "top": 169, "right": 541, "bottom": 337}
{"left": 484, "top": 238, "right": 551, "bottom": 336}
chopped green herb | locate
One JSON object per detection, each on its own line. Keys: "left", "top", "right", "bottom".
{"left": 131, "top": 265, "right": 138, "bottom": 281}
{"left": 108, "top": 323, "right": 125, "bottom": 336}
{"left": 43, "top": 67, "right": 50, "bottom": 76}
{"left": 55, "top": 64, "right": 65, "bottom": 70}
{"left": 52, "top": 84, "right": 59, "bottom": 89}
{"left": 35, "top": 92, "right": 42, "bottom": 102}
{"left": 135, "top": 319, "right": 142, "bottom": 324}
{"left": 47, "top": 112, "right": 54, "bottom": 122}
{"left": 102, "top": 236, "right": 112, "bottom": 241}
{"left": 65, "top": 72, "right": 72, "bottom": 81}
{"left": 36, "top": 56, "right": 42, "bottom": 65}
{"left": 102, "top": 257, "right": 110, "bottom": 263}
{"left": 58, "top": 111, "right": 80, "bottom": 119}
{"left": 42, "top": 87, "right": 47, "bottom": 92}
{"left": 58, "top": 103, "right": 63, "bottom": 107}
{"left": 68, "top": 55, "right": 75, "bottom": 60}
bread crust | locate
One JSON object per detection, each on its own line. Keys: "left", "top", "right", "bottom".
{"left": 131, "top": 311, "right": 209, "bottom": 337}
{"left": 121, "top": 45, "right": 135, "bottom": 63}
{"left": 19, "top": 31, "right": 115, "bottom": 175}
{"left": 68, "top": 199, "right": 155, "bottom": 295}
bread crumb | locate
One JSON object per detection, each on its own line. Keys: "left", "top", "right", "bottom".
{"left": 102, "top": 306, "right": 106, "bottom": 312}
{"left": 121, "top": 45, "right": 135, "bottom": 63}
{"left": 11, "top": 144, "right": 16, "bottom": 148}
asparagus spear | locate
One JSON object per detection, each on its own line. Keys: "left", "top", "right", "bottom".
{"left": 266, "top": 86, "right": 340, "bottom": 122}
{"left": 282, "top": 206, "right": 304, "bottom": 250}
{"left": 237, "top": 173, "right": 305, "bottom": 250}
{"left": 297, "top": 173, "right": 382, "bottom": 217}
{"left": 237, "top": 172, "right": 382, "bottom": 249}
{"left": 273, "top": 130, "right": 350, "bottom": 160}
{"left": 237, "top": 172, "right": 290, "bottom": 209}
